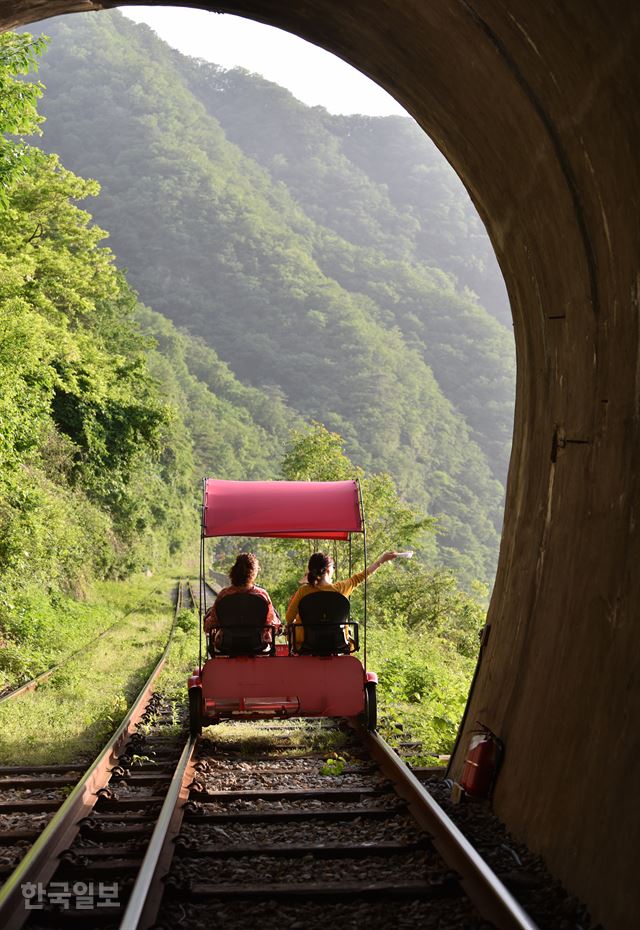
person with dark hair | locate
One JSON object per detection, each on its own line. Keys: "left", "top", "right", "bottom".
{"left": 204, "top": 553, "right": 280, "bottom": 649}
{"left": 285, "top": 550, "right": 398, "bottom": 649}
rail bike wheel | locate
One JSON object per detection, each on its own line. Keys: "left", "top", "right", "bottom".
{"left": 189, "top": 687, "right": 202, "bottom": 736}
{"left": 364, "top": 680, "right": 377, "bottom": 731}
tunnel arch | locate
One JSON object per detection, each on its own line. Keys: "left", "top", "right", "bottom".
{"left": 3, "top": 3, "right": 640, "bottom": 926}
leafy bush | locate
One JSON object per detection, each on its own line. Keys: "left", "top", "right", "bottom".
{"left": 369, "top": 622, "right": 476, "bottom": 755}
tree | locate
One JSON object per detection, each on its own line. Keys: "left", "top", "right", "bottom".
{"left": 0, "top": 32, "right": 48, "bottom": 206}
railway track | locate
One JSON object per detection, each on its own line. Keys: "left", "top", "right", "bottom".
{"left": 0, "top": 578, "right": 538, "bottom": 930}
{"left": 1, "top": 718, "right": 537, "bottom": 929}
{"left": 150, "top": 722, "right": 537, "bottom": 930}
{"left": 194, "top": 578, "right": 221, "bottom": 609}
{"left": 0, "top": 580, "right": 194, "bottom": 930}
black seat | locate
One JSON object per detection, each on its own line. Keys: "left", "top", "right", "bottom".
{"left": 297, "top": 591, "right": 352, "bottom": 656}
{"left": 212, "top": 593, "right": 271, "bottom": 657}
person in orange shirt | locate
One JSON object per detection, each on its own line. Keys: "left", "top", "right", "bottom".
{"left": 285, "top": 550, "right": 399, "bottom": 650}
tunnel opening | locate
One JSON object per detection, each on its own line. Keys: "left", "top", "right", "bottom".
{"left": 2, "top": 3, "right": 640, "bottom": 928}
{"left": 19, "top": 2, "right": 515, "bottom": 777}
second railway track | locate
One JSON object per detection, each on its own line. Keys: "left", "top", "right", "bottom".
{"left": 0, "top": 580, "right": 193, "bottom": 930}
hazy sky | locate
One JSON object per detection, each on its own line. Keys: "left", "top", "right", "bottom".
{"left": 122, "top": 6, "right": 407, "bottom": 117}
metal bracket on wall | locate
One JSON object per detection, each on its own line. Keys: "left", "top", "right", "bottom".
{"left": 551, "top": 427, "right": 591, "bottom": 462}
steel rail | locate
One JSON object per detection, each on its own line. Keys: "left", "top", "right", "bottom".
{"left": 188, "top": 578, "right": 220, "bottom": 606}
{"left": 0, "top": 580, "right": 185, "bottom": 930}
{"left": 0, "top": 662, "right": 72, "bottom": 706}
{"left": 362, "top": 729, "right": 539, "bottom": 930}
{"left": 119, "top": 735, "right": 198, "bottom": 930}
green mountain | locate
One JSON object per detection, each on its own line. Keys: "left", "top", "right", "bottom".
{"left": 185, "top": 64, "right": 514, "bottom": 482}
{"left": 31, "top": 11, "right": 515, "bottom": 584}
{"left": 183, "top": 63, "right": 511, "bottom": 327}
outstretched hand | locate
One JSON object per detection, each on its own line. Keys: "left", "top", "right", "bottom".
{"left": 367, "top": 550, "right": 401, "bottom": 577}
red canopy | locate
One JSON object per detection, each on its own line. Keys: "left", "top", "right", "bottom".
{"left": 203, "top": 479, "right": 362, "bottom": 539}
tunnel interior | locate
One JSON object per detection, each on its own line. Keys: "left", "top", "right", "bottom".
{"left": 3, "top": 2, "right": 640, "bottom": 927}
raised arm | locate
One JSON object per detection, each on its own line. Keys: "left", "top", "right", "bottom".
{"left": 364, "top": 551, "right": 400, "bottom": 577}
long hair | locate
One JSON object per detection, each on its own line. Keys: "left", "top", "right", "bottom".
{"left": 307, "top": 552, "right": 333, "bottom": 586}
{"left": 229, "top": 552, "right": 259, "bottom": 587}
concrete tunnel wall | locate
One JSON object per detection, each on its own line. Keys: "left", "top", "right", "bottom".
{"left": 3, "top": 2, "right": 640, "bottom": 927}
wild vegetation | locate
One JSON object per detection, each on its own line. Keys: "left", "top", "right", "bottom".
{"left": 0, "top": 23, "right": 507, "bottom": 756}
{"left": 0, "top": 576, "right": 175, "bottom": 764}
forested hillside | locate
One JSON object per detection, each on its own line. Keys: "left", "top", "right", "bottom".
{"left": 31, "top": 11, "right": 515, "bottom": 584}
{"left": 184, "top": 63, "right": 511, "bottom": 326}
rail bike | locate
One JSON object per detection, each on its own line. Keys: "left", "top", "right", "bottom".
{"left": 187, "top": 478, "right": 378, "bottom": 734}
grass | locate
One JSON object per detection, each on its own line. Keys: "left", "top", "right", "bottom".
{"left": 0, "top": 574, "right": 171, "bottom": 692}
{"left": 0, "top": 574, "right": 176, "bottom": 765}
{"left": 198, "top": 719, "right": 352, "bottom": 757}
{"left": 0, "top": 567, "right": 474, "bottom": 768}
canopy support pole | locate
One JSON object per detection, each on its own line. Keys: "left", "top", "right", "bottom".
{"left": 199, "top": 478, "right": 206, "bottom": 670}
{"left": 356, "top": 479, "right": 367, "bottom": 670}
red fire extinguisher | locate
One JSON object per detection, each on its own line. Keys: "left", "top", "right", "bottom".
{"left": 460, "top": 726, "right": 503, "bottom": 799}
